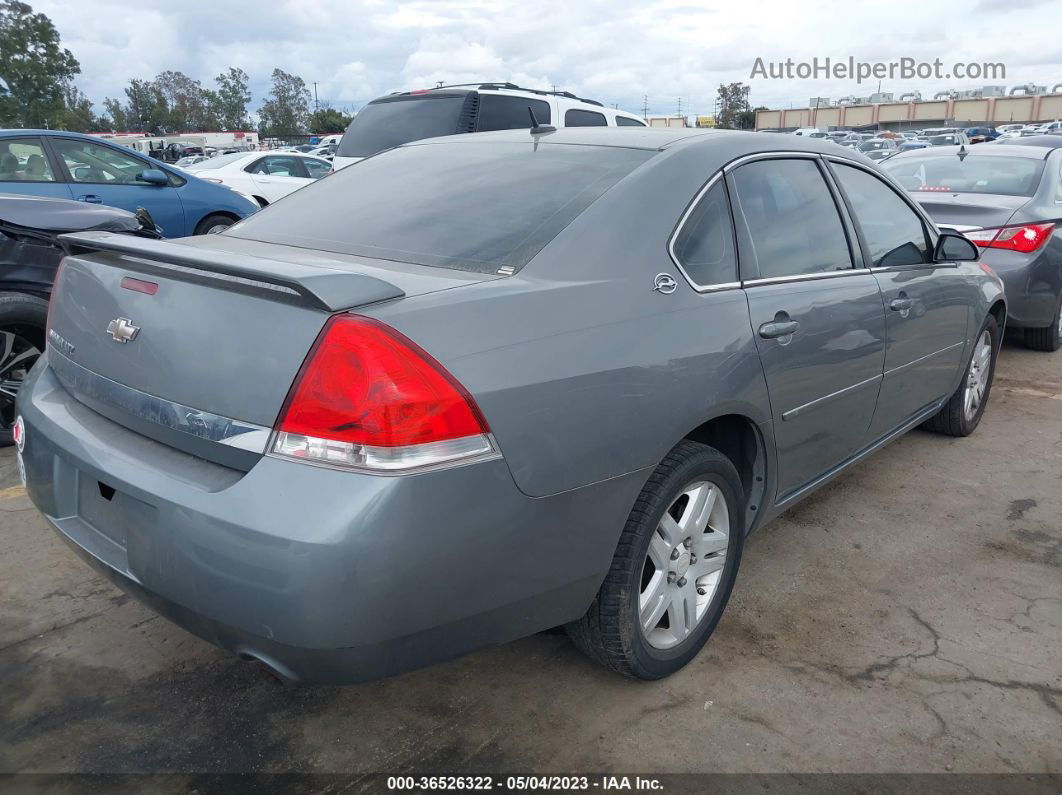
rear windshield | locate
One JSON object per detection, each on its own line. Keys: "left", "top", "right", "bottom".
{"left": 336, "top": 95, "right": 471, "bottom": 159}
{"left": 227, "top": 142, "right": 653, "bottom": 273}
{"left": 883, "top": 155, "right": 1045, "bottom": 197}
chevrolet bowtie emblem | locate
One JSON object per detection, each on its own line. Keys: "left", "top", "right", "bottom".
{"left": 106, "top": 317, "right": 140, "bottom": 344}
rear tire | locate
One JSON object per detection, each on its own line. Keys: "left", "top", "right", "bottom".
{"left": 566, "top": 440, "right": 745, "bottom": 679}
{"left": 194, "top": 214, "right": 235, "bottom": 235}
{"left": 0, "top": 292, "right": 47, "bottom": 446}
{"left": 923, "top": 313, "right": 999, "bottom": 437}
{"left": 1023, "top": 296, "right": 1062, "bottom": 352}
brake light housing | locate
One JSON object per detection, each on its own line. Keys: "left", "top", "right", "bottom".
{"left": 965, "top": 222, "right": 1055, "bottom": 254}
{"left": 271, "top": 315, "right": 497, "bottom": 472}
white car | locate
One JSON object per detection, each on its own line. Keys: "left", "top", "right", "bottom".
{"left": 332, "top": 82, "right": 646, "bottom": 170}
{"left": 185, "top": 151, "right": 333, "bottom": 207}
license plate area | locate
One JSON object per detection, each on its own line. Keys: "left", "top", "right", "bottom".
{"left": 77, "top": 477, "right": 156, "bottom": 549}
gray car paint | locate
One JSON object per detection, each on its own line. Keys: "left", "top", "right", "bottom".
{"left": 18, "top": 129, "right": 1006, "bottom": 683}
{"left": 885, "top": 144, "right": 1062, "bottom": 330}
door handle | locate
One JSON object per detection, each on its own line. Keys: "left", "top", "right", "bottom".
{"left": 890, "top": 297, "right": 914, "bottom": 312}
{"left": 758, "top": 319, "right": 800, "bottom": 339}
{"left": 76, "top": 194, "right": 102, "bottom": 204}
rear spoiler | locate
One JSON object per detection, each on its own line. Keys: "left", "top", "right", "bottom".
{"left": 57, "top": 231, "right": 405, "bottom": 312}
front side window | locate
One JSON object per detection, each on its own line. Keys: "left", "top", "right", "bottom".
{"left": 833, "top": 163, "right": 929, "bottom": 268}
{"left": 0, "top": 138, "right": 54, "bottom": 182}
{"left": 564, "top": 109, "right": 607, "bottom": 127}
{"left": 731, "top": 158, "right": 852, "bottom": 280}
{"left": 477, "top": 95, "right": 552, "bottom": 130}
{"left": 671, "top": 179, "right": 736, "bottom": 286}
{"left": 51, "top": 138, "right": 149, "bottom": 185}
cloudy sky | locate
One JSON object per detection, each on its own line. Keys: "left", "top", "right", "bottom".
{"left": 35, "top": 0, "right": 1062, "bottom": 119}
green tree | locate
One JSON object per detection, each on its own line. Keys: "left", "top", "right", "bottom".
{"left": 0, "top": 0, "right": 80, "bottom": 128}
{"left": 715, "top": 81, "right": 751, "bottom": 130}
{"left": 122, "top": 78, "right": 167, "bottom": 133}
{"left": 49, "top": 81, "right": 102, "bottom": 131}
{"left": 212, "top": 67, "right": 251, "bottom": 129}
{"left": 153, "top": 70, "right": 217, "bottom": 131}
{"left": 258, "top": 68, "right": 310, "bottom": 138}
{"left": 308, "top": 104, "right": 352, "bottom": 134}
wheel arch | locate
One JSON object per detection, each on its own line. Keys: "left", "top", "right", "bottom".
{"left": 682, "top": 413, "right": 768, "bottom": 535}
{"left": 988, "top": 298, "right": 1007, "bottom": 336}
{"left": 252, "top": 195, "right": 269, "bottom": 208}
{"left": 194, "top": 210, "right": 240, "bottom": 235}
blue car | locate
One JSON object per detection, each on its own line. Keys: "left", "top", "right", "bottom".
{"left": 0, "top": 130, "right": 258, "bottom": 237}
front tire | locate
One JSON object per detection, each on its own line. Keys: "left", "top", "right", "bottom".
{"left": 923, "top": 313, "right": 999, "bottom": 437}
{"left": 0, "top": 292, "right": 47, "bottom": 446}
{"left": 1023, "top": 296, "right": 1062, "bottom": 352}
{"left": 566, "top": 440, "right": 745, "bottom": 679}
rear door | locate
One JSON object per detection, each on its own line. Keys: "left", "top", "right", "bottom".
{"left": 49, "top": 136, "right": 187, "bottom": 237}
{"left": 0, "top": 136, "right": 74, "bottom": 200}
{"left": 729, "top": 155, "right": 886, "bottom": 501}
{"left": 828, "top": 159, "right": 970, "bottom": 437}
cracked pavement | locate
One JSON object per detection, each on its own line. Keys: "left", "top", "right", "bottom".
{"left": 1, "top": 334, "right": 1059, "bottom": 777}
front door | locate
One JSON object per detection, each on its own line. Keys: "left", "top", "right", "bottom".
{"left": 48, "top": 136, "right": 186, "bottom": 237}
{"left": 729, "top": 156, "right": 886, "bottom": 501}
{"left": 0, "top": 136, "right": 73, "bottom": 200}
{"left": 827, "top": 161, "right": 970, "bottom": 437}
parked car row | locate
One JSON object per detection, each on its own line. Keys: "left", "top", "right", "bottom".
{"left": 13, "top": 127, "right": 1015, "bottom": 686}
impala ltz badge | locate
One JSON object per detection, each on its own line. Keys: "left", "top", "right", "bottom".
{"left": 107, "top": 317, "right": 140, "bottom": 344}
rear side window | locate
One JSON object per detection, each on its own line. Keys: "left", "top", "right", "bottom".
{"left": 0, "top": 137, "right": 55, "bottom": 182}
{"left": 833, "top": 163, "right": 929, "bottom": 268}
{"left": 731, "top": 158, "right": 852, "bottom": 280}
{"left": 565, "top": 109, "right": 607, "bottom": 127}
{"left": 672, "top": 180, "right": 736, "bottom": 286}
{"left": 336, "top": 94, "right": 473, "bottom": 159}
{"left": 478, "top": 95, "right": 551, "bottom": 130}
{"left": 616, "top": 116, "right": 646, "bottom": 127}
{"left": 227, "top": 142, "right": 653, "bottom": 274}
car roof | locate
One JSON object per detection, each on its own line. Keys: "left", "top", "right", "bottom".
{"left": 890, "top": 143, "right": 1055, "bottom": 161}
{"left": 987, "top": 135, "right": 1062, "bottom": 149}
{"left": 404, "top": 127, "right": 872, "bottom": 162}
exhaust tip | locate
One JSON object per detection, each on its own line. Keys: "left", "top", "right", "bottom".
{"left": 236, "top": 649, "right": 300, "bottom": 686}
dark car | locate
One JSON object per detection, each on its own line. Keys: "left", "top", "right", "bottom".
{"left": 883, "top": 143, "right": 1062, "bottom": 350}
{"left": 18, "top": 129, "right": 1002, "bottom": 683}
{"left": 965, "top": 127, "right": 999, "bottom": 144}
{"left": 0, "top": 194, "right": 160, "bottom": 442}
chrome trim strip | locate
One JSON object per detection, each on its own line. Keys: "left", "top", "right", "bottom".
{"left": 48, "top": 349, "right": 271, "bottom": 453}
{"left": 883, "top": 340, "right": 965, "bottom": 377}
{"left": 723, "top": 150, "right": 822, "bottom": 172}
{"left": 742, "top": 268, "right": 872, "bottom": 288}
{"left": 780, "top": 373, "right": 883, "bottom": 422}
{"left": 666, "top": 171, "right": 742, "bottom": 294}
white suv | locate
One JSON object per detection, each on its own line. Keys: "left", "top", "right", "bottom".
{"left": 332, "top": 82, "right": 646, "bottom": 169}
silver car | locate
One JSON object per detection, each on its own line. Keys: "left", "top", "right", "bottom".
{"left": 18, "top": 129, "right": 1005, "bottom": 683}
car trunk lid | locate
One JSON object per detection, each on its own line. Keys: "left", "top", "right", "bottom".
{"left": 47, "top": 232, "right": 495, "bottom": 469}
{"left": 910, "top": 192, "right": 1028, "bottom": 231}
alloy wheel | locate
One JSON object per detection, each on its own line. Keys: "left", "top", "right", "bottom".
{"left": 0, "top": 329, "right": 41, "bottom": 430}
{"left": 639, "top": 480, "right": 730, "bottom": 650}
{"left": 963, "top": 329, "right": 992, "bottom": 422}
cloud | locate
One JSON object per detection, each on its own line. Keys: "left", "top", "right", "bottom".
{"left": 31, "top": 0, "right": 1062, "bottom": 117}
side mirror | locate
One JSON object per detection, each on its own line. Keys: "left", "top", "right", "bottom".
{"left": 137, "top": 169, "right": 168, "bottom": 186}
{"left": 934, "top": 230, "right": 979, "bottom": 262}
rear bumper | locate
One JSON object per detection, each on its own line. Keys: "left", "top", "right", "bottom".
{"left": 18, "top": 356, "right": 644, "bottom": 683}
{"left": 982, "top": 248, "right": 1061, "bottom": 328}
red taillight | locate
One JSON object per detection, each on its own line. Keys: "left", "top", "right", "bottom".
{"left": 966, "top": 222, "right": 1055, "bottom": 254}
{"left": 271, "top": 315, "right": 495, "bottom": 471}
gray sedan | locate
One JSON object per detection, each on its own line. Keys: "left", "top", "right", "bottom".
{"left": 883, "top": 143, "right": 1062, "bottom": 351}
{"left": 18, "top": 129, "right": 1004, "bottom": 683}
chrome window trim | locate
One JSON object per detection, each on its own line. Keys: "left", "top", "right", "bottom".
{"left": 48, "top": 348, "right": 272, "bottom": 453}
{"left": 722, "top": 150, "right": 822, "bottom": 172}
{"left": 666, "top": 171, "right": 742, "bottom": 294}
{"left": 741, "top": 267, "right": 872, "bottom": 288}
